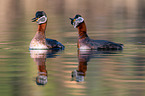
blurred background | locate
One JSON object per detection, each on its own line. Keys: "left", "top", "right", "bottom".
{"left": 1, "top": 0, "right": 145, "bottom": 43}
{"left": 1, "top": 0, "right": 145, "bottom": 96}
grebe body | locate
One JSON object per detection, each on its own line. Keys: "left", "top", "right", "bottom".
{"left": 70, "top": 15, "right": 123, "bottom": 50}
{"left": 29, "top": 11, "right": 64, "bottom": 50}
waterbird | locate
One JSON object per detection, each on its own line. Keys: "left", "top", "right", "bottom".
{"left": 70, "top": 14, "right": 123, "bottom": 50}
{"left": 29, "top": 11, "right": 65, "bottom": 50}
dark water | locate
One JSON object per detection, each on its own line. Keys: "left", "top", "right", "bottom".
{"left": 1, "top": 0, "right": 145, "bottom": 96}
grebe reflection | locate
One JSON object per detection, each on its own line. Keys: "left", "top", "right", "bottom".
{"left": 72, "top": 50, "right": 91, "bottom": 82}
{"left": 30, "top": 49, "right": 61, "bottom": 85}
{"left": 72, "top": 50, "right": 122, "bottom": 82}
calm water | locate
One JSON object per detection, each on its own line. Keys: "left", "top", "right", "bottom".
{"left": 1, "top": 0, "right": 145, "bottom": 96}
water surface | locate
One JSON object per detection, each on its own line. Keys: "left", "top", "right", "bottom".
{"left": 1, "top": 0, "right": 145, "bottom": 96}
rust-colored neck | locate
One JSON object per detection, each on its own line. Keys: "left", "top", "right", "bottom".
{"left": 78, "top": 60, "right": 87, "bottom": 76}
{"left": 77, "top": 22, "right": 88, "bottom": 39}
{"left": 77, "top": 51, "right": 88, "bottom": 76}
{"left": 34, "top": 58, "right": 47, "bottom": 76}
{"left": 37, "top": 22, "right": 47, "bottom": 35}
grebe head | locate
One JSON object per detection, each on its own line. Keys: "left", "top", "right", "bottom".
{"left": 32, "top": 11, "right": 47, "bottom": 24}
{"left": 70, "top": 14, "right": 84, "bottom": 28}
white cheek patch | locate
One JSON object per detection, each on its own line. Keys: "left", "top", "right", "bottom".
{"left": 73, "top": 17, "right": 84, "bottom": 28}
{"left": 36, "top": 75, "right": 47, "bottom": 85}
{"left": 37, "top": 16, "right": 47, "bottom": 24}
